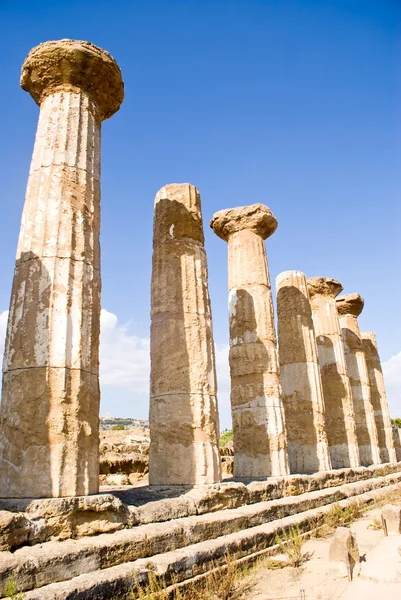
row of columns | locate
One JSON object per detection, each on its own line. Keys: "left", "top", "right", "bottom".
{"left": 0, "top": 39, "right": 396, "bottom": 497}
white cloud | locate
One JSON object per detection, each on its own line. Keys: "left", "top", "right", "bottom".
{"left": 0, "top": 307, "right": 233, "bottom": 427}
{"left": 383, "top": 351, "right": 401, "bottom": 418}
{"left": 214, "top": 343, "right": 231, "bottom": 429}
{"left": 100, "top": 308, "right": 150, "bottom": 392}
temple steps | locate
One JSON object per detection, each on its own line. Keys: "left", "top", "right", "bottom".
{"left": 1, "top": 471, "right": 401, "bottom": 599}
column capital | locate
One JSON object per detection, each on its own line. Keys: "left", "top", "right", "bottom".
{"left": 307, "top": 276, "right": 343, "bottom": 299}
{"left": 210, "top": 203, "right": 277, "bottom": 241}
{"left": 21, "top": 39, "right": 124, "bottom": 121}
{"left": 336, "top": 293, "right": 364, "bottom": 317}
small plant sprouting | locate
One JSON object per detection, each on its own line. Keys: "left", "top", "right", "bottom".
{"left": 3, "top": 577, "right": 25, "bottom": 600}
{"left": 275, "top": 526, "right": 306, "bottom": 568}
{"left": 368, "top": 517, "right": 383, "bottom": 531}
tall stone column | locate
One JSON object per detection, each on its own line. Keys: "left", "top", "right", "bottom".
{"left": 211, "top": 204, "right": 289, "bottom": 478}
{"left": 361, "top": 332, "right": 397, "bottom": 464}
{"left": 336, "top": 294, "right": 381, "bottom": 466}
{"left": 0, "top": 40, "right": 123, "bottom": 498}
{"left": 307, "top": 278, "right": 360, "bottom": 469}
{"left": 149, "top": 184, "right": 221, "bottom": 485}
{"left": 276, "top": 270, "right": 331, "bottom": 474}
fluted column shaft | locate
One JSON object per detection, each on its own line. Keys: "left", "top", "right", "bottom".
{"left": 361, "top": 332, "right": 397, "bottom": 464}
{"left": 337, "top": 296, "right": 380, "bottom": 466}
{"left": 392, "top": 428, "right": 401, "bottom": 462}
{"left": 211, "top": 205, "right": 289, "bottom": 478}
{"left": 277, "top": 271, "right": 331, "bottom": 474}
{"left": 0, "top": 40, "right": 123, "bottom": 498}
{"left": 307, "top": 278, "right": 360, "bottom": 469}
{"left": 149, "top": 184, "right": 221, "bottom": 485}
{"left": 1, "top": 90, "right": 100, "bottom": 498}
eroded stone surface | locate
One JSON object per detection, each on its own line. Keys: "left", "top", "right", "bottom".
{"left": 277, "top": 270, "right": 331, "bottom": 474}
{"left": 211, "top": 204, "right": 289, "bottom": 478}
{"left": 0, "top": 39, "right": 123, "bottom": 498}
{"left": 149, "top": 184, "right": 221, "bottom": 485}
{"left": 362, "top": 332, "right": 397, "bottom": 464}
{"left": 381, "top": 504, "right": 401, "bottom": 535}
{"left": 307, "top": 277, "right": 360, "bottom": 469}
{"left": 329, "top": 526, "right": 360, "bottom": 580}
{"left": 393, "top": 429, "right": 401, "bottom": 462}
{"left": 336, "top": 294, "right": 381, "bottom": 467}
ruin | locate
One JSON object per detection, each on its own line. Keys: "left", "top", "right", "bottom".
{"left": 362, "top": 332, "right": 397, "bottom": 464}
{"left": 276, "top": 270, "right": 331, "bottom": 474}
{"left": 0, "top": 40, "right": 124, "bottom": 498}
{"left": 336, "top": 294, "right": 381, "bottom": 466}
{"left": 149, "top": 184, "right": 221, "bottom": 485}
{"left": 210, "top": 204, "right": 289, "bottom": 478}
{"left": 0, "top": 35, "right": 399, "bottom": 600}
{"left": 307, "top": 277, "right": 360, "bottom": 469}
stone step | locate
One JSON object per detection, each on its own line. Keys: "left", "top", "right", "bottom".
{"left": 19, "top": 481, "right": 401, "bottom": 600}
{"left": 1, "top": 463, "right": 399, "bottom": 555}
{"left": 1, "top": 472, "right": 400, "bottom": 597}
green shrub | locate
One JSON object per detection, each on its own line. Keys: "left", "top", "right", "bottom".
{"left": 111, "top": 424, "right": 125, "bottom": 431}
{"left": 219, "top": 430, "right": 233, "bottom": 447}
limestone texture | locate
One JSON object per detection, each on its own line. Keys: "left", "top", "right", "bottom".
{"left": 211, "top": 204, "right": 289, "bottom": 478}
{"left": 337, "top": 294, "right": 381, "bottom": 466}
{"left": 381, "top": 504, "right": 401, "bottom": 536}
{"left": 0, "top": 40, "right": 123, "bottom": 498}
{"left": 392, "top": 428, "right": 401, "bottom": 462}
{"left": 149, "top": 184, "right": 221, "bottom": 485}
{"left": 276, "top": 270, "right": 331, "bottom": 474}
{"left": 361, "top": 332, "right": 397, "bottom": 464}
{"left": 3, "top": 476, "right": 401, "bottom": 599}
{"left": 329, "top": 526, "right": 360, "bottom": 580}
{"left": 307, "top": 278, "right": 360, "bottom": 469}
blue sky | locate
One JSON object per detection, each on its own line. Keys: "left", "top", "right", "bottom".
{"left": 0, "top": 0, "right": 400, "bottom": 428}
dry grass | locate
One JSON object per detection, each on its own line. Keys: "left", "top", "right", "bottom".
{"left": 131, "top": 554, "right": 254, "bottom": 600}
{"left": 368, "top": 517, "right": 383, "bottom": 531}
{"left": 275, "top": 526, "right": 306, "bottom": 568}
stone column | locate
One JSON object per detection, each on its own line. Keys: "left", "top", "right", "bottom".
{"left": 336, "top": 294, "right": 381, "bottom": 466}
{"left": 276, "top": 270, "right": 331, "bottom": 474}
{"left": 211, "top": 204, "right": 289, "bottom": 478}
{"left": 149, "top": 184, "right": 221, "bottom": 485}
{"left": 0, "top": 40, "right": 123, "bottom": 498}
{"left": 307, "top": 278, "right": 360, "bottom": 469}
{"left": 392, "top": 428, "right": 401, "bottom": 462}
{"left": 361, "top": 332, "right": 397, "bottom": 464}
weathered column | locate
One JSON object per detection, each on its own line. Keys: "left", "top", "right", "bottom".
{"left": 307, "top": 278, "right": 360, "bottom": 469}
{"left": 149, "top": 184, "right": 221, "bottom": 485}
{"left": 336, "top": 294, "right": 381, "bottom": 466}
{"left": 276, "top": 270, "right": 331, "bottom": 474}
{"left": 392, "top": 428, "right": 401, "bottom": 462}
{"left": 0, "top": 40, "right": 123, "bottom": 498}
{"left": 211, "top": 204, "right": 289, "bottom": 478}
{"left": 361, "top": 332, "right": 397, "bottom": 464}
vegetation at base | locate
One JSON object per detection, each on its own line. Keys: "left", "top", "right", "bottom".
{"left": 312, "top": 501, "right": 362, "bottom": 538}
{"left": 391, "top": 418, "right": 401, "bottom": 428}
{"left": 2, "top": 577, "right": 25, "bottom": 600}
{"left": 368, "top": 517, "right": 383, "bottom": 531}
{"left": 111, "top": 423, "right": 125, "bottom": 431}
{"left": 275, "top": 526, "right": 306, "bottom": 568}
{"left": 219, "top": 430, "right": 233, "bottom": 447}
{"left": 131, "top": 553, "right": 253, "bottom": 599}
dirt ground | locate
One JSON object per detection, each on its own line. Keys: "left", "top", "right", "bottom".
{"left": 242, "top": 505, "right": 401, "bottom": 600}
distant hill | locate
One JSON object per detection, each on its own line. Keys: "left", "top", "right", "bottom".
{"left": 99, "top": 417, "right": 149, "bottom": 431}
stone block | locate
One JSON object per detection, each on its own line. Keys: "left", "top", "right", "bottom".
{"left": 382, "top": 504, "right": 401, "bottom": 535}
{"left": 329, "top": 526, "right": 360, "bottom": 580}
